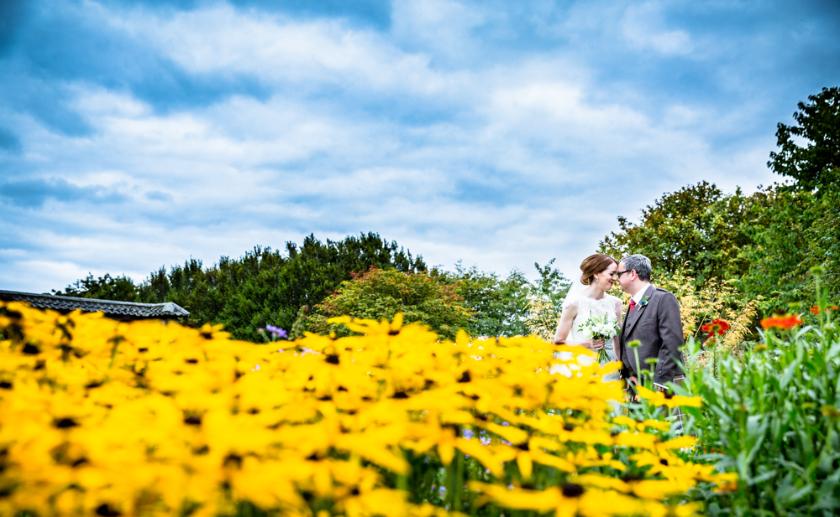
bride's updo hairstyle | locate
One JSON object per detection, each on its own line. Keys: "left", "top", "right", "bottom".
{"left": 580, "top": 253, "right": 617, "bottom": 285}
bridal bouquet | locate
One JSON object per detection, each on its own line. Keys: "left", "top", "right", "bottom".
{"left": 576, "top": 313, "right": 619, "bottom": 363}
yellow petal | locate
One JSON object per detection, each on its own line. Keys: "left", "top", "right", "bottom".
{"left": 516, "top": 452, "right": 533, "bottom": 480}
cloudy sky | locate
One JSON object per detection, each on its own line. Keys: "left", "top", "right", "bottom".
{"left": 1, "top": 0, "right": 839, "bottom": 293}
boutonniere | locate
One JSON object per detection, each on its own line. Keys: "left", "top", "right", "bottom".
{"left": 638, "top": 298, "right": 649, "bottom": 308}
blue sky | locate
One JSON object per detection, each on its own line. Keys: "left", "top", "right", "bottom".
{"left": 1, "top": 0, "right": 839, "bottom": 293}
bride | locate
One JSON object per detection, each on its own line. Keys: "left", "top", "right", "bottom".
{"left": 553, "top": 253, "right": 623, "bottom": 379}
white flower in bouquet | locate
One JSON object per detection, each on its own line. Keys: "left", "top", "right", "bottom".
{"left": 575, "top": 313, "right": 619, "bottom": 363}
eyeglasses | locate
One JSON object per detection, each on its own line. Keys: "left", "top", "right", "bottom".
{"left": 613, "top": 270, "right": 633, "bottom": 277}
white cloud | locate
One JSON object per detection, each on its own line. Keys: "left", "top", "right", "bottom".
{"left": 391, "top": 0, "right": 486, "bottom": 60}
{"left": 106, "top": 3, "right": 455, "bottom": 97}
{"left": 2, "top": 0, "right": 789, "bottom": 294}
{"left": 0, "top": 260, "right": 92, "bottom": 293}
{"left": 620, "top": 2, "right": 693, "bottom": 56}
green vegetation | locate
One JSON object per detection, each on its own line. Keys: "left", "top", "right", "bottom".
{"left": 601, "top": 87, "right": 840, "bottom": 316}
{"left": 290, "top": 267, "right": 472, "bottom": 339}
{"left": 769, "top": 86, "right": 840, "bottom": 191}
{"left": 682, "top": 296, "right": 840, "bottom": 515}
{"left": 58, "top": 233, "right": 426, "bottom": 341}
{"left": 58, "top": 234, "right": 570, "bottom": 341}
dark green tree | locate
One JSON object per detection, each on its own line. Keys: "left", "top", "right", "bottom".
{"left": 736, "top": 187, "right": 840, "bottom": 312}
{"left": 55, "top": 273, "right": 140, "bottom": 301}
{"left": 440, "top": 259, "right": 570, "bottom": 338}
{"left": 599, "top": 182, "right": 755, "bottom": 285}
{"left": 769, "top": 86, "right": 840, "bottom": 192}
{"left": 57, "top": 233, "right": 427, "bottom": 341}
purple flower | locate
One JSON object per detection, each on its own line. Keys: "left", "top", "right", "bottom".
{"left": 264, "top": 324, "right": 288, "bottom": 340}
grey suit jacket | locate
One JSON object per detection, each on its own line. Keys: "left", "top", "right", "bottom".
{"left": 620, "top": 285, "right": 684, "bottom": 384}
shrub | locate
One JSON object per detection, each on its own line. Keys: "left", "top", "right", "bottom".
{"left": 291, "top": 268, "right": 472, "bottom": 340}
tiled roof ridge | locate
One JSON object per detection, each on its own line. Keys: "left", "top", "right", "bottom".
{"left": 2, "top": 289, "right": 168, "bottom": 308}
{"left": 0, "top": 290, "right": 190, "bottom": 318}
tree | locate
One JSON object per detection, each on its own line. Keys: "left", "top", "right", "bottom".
{"left": 55, "top": 273, "right": 139, "bottom": 301}
{"left": 436, "top": 260, "right": 571, "bottom": 338}
{"left": 735, "top": 187, "right": 840, "bottom": 313}
{"left": 57, "top": 233, "right": 427, "bottom": 341}
{"left": 525, "top": 259, "right": 572, "bottom": 339}
{"left": 291, "top": 268, "right": 472, "bottom": 340}
{"left": 447, "top": 265, "right": 532, "bottom": 337}
{"left": 768, "top": 86, "right": 840, "bottom": 191}
{"left": 599, "top": 182, "right": 754, "bottom": 285}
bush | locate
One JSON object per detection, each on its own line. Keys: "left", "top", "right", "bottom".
{"left": 291, "top": 267, "right": 473, "bottom": 340}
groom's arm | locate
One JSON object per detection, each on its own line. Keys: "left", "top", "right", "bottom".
{"left": 655, "top": 292, "right": 684, "bottom": 383}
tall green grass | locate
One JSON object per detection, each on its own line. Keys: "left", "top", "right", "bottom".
{"left": 681, "top": 286, "right": 840, "bottom": 515}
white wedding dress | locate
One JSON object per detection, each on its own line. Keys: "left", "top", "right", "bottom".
{"left": 566, "top": 295, "right": 620, "bottom": 360}
{"left": 563, "top": 291, "right": 621, "bottom": 381}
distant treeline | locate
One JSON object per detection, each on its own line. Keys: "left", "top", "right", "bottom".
{"left": 58, "top": 233, "right": 425, "bottom": 340}
{"left": 57, "top": 233, "right": 570, "bottom": 341}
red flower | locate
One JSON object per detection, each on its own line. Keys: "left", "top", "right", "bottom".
{"left": 810, "top": 305, "right": 821, "bottom": 315}
{"left": 760, "top": 314, "right": 802, "bottom": 330}
{"left": 700, "top": 318, "right": 730, "bottom": 338}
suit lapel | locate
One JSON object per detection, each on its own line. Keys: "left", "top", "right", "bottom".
{"left": 623, "top": 285, "right": 655, "bottom": 338}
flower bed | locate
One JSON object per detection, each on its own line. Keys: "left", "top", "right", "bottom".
{"left": 0, "top": 302, "right": 731, "bottom": 516}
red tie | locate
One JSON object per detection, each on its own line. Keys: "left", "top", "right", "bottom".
{"left": 629, "top": 299, "right": 637, "bottom": 312}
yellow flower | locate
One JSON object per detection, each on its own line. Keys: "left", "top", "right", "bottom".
{"left": 631, "top": 478, "right": 694, "bottom": 499}
{"left": 0, "top": 304, "right": 723, "bottom": 516}
{"left": 230, "top": 458, "right": 306, "bottom": 512}
{"left": 455, "top": 438, "right": 516, "bottom": 478}
{"left": 468, "top": 482, "right": 561, "bottom": 512}
{"left": 658, "top": 435, "right": 698, "bottom": 451}
{"left": 343, "top": 488, "right": 410, "bottom": 517}
{"left": 636, "top": 385, "right": 702, "bottom": 409}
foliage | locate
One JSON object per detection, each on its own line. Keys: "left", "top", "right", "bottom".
{"left": 736, "top": 188, "right": 840, "bottom": 314}
{"left": 599, "top": 181, "right": 754, "bottom": 287}
{"left": 446, "top": 265, "right": 531, "bottom": 337}
{"left": 680, "top": 297, "right": 840, "bottom": 515}
{"left": 525, "top": 296, "right": 561, "bottom": 341}
{"left": 526, "top": 259, "right": 574, "bottom": 339}
{"left": 291, "top": 268, "right": 472, "bottom": 340}
{"left": 0, "top": 302, "right": 733, "bottom": 516}
{"left": 55, "top": 233, "right": 426, "bottom": 341}
{"left": 600, "top": 88, "right": 840, "bottom": 317}
{"left": 768, "top": 86, "right": 840, "bottom": 191}
{"left": 447, "top": 260, "right": 571, "bottom": 338}
{"left": 293, "top": 260, "right": 572, "bottom": 341}
{"left": 60, "top": 273, "right": 141, "bottom": 301}
{"left": 655, "top": 269, "right": 758, "bottom": 351}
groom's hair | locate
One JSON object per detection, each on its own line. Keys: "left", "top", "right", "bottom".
{"left": 622, "top": 254, "right": 652, "bottom": 281}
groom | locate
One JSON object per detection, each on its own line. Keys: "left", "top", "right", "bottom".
{"left": 615, "top": 254, "right": 684, "bottom": 390}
